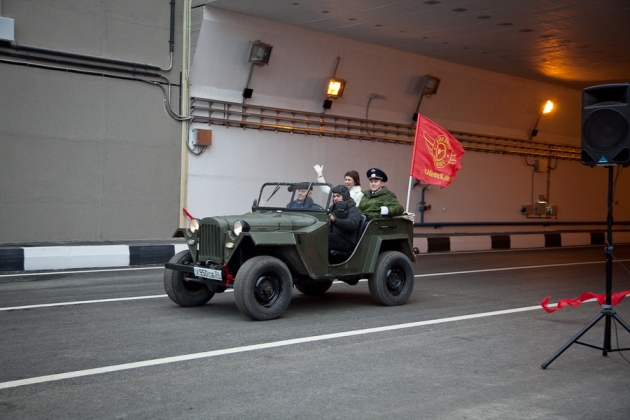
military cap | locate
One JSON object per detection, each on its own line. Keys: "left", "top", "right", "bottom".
{"left": 366, "top": 168, "right": 388, "bottom": 182}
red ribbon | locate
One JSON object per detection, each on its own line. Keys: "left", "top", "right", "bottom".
{"left": 541, "top": 291, "right": 630, "bottom": 313}
{"left": 182, "top": 208, "right": 195, "bottom": 221}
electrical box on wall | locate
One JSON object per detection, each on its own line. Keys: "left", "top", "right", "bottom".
{"left": 0, "top": 16, "right": 15, "bottom": 42}
{"left": 534, "top": 159, "right": 548, "bottom": 172}
{"left": 192, "top": 129, "right": 212, "bottom": 146}
{"left": 521, "top": 204, "right": 558, "bottom": 217}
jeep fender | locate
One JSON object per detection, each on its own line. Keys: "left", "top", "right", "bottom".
{"left": 360, "top": 235, "right": 415, "bottom": 273}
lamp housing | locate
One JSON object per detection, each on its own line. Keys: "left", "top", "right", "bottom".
{"left": 248, "top": 41, "right": 273, "bottom": 66}
{"left": 422, "top": 75, "right": 441, "bottom": 96}
{"left": 326, "top": 77, "right": 346, "bottom": 99}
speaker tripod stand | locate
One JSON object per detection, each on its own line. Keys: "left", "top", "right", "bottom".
{"left": 541, "top": 166, "right": 630, "bottom": 369}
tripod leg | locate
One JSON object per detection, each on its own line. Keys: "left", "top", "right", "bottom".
{"left": 612, "top": 313, "right": 630, "bottom": 333}
{"left": 603, "top": 314, "right": 611, "bottom": 356}
{"left": 541, "top": 312, "right": 605, "bottom": 369}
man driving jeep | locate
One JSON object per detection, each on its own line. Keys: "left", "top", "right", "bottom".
{"left": 286, "top": 182, "right": 323, "bottom": 210}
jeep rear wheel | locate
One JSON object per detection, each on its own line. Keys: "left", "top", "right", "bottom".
{"left": 295, "top": 280, "right": 333, "bottom": 295}
{"left": 164, "top": 250, "right": 214, "bottom": 306}
{"left": 234, "top": 256, "right": 293, "bottom": 320}
{"left": 368, "top": 251, "right": 414, "bottom": 306}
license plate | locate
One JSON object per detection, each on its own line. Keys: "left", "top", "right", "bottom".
{"left": 193, "top": 266, "right": 222, "bottom": 280}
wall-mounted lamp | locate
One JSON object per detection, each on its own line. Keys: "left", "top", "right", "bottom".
{"left": 248, "top": 40, "right": 273, "bottom": 66}
{"left": 412, "top": 74, "right": 441, "bottom": 121}
{"left": 326, "top": 77, "right": 346, "bottom": 99}
{"left": 323, "top": 57, "right": 346, "bottom": 111}
{"left": 243, "top": 40, "right": 273, "bottom": 102}
{"left": 529, "top": 99, "right": 555, "bottom": 139}
{"left": 422, "top": 75, "right": 441, "bottom": 96}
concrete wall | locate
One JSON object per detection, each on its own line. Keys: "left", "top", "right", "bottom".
{"left": 1, "top": 2, "right": 628, "bottom": 245}
{"left": 186, "top": 7, "right": 629, "bottom": 234}
{"left": 0, "top": 0, "right": 183, "bottom": 243}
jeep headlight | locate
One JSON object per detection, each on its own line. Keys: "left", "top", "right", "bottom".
{"left": 188, "top": 218, "right": 200, "bottom": 234}
{"left": 233, "top": 220, "right": 250, "bottom": 236}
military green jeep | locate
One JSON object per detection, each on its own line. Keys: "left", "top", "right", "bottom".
{"left": 164, "top": 182, "right": 416, "bottom": 320}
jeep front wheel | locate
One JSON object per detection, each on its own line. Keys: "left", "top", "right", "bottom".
{"left": 234, "top": 256, "right": 293, "bottom": 320}
{"left": 164, "top": 250, "right": 214, "bottom": 306}
{"left": 368, "top": 251, "right": 414, "bottom": 306}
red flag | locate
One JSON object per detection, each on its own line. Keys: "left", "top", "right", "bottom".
{"left": 411, "top": 114, "right": 465, "bottom": 188}
{"left": 541, "top": 290, "right": 630, "bottom": 313}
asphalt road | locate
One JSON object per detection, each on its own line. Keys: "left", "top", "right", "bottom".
{"left": 1, "top": 246, "right": 630, "bottom": 419}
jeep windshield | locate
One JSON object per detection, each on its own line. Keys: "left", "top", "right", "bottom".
{"left": 256, "top": 182, "right": 332, "bottom": 211}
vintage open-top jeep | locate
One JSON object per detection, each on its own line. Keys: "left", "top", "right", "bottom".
{"left": 164, "top": 182, "right": 416, "bottom": 320}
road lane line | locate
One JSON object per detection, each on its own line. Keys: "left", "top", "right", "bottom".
{"left": 0, "top": 303, "right": 556, "bottom": 390}
{"left": 413, "top": 259, "right": 611, "bottom": 277}
{"left": 0, "top": 266, "right": 162, "bottom": 278}
{"left": 0, "top": 295, "right": 168, "bottom": 311}
{"left": 1, "top": 259, "right": 622, "bottom": 311}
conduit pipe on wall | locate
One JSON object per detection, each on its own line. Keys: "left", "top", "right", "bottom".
{"left": 0, "top": 49, "right": 163, "bottom": 78}
{"left": 6, "top": 0, "right": 176, "bottom": 71}
{"left": 179, "top": 0, "right": 193, "bottom": 227}
{"left": 8, "top": 43, "right": 163, "bottom": 71}
{"left": 189, "top": 98, "right": 582, "bottom": 161}
{"left": 0, "top": 57, "right": 189, "bottom": 121}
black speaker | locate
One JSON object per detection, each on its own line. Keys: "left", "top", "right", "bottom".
{"left": 581, "top": 83, "right": 630, "bottom": 166}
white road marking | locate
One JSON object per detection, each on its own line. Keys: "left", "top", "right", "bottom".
{"left": 1, "top": 259, "right": 620, "bottom": 312}
{"left": 413, "top": 259, "right": 614, "bottom": 277}
{"left": 1, "top": 257, "right": 619, "bottom": 390}
{"left": 0, "top": 266, "right": 162, "bottom": 278}
{"left": 0, "top": 302, "right": 558, "bottom": 390}
{"left": 0, "top": 295, "right": 168, "bottom": 311}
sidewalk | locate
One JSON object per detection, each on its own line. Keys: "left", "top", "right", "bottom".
{"left": 1, "top": 231, "right": 629, "bottom": 272}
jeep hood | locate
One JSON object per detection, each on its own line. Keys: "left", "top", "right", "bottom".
{"left": 209, "top": 212, "right": 318, "bottom": 231}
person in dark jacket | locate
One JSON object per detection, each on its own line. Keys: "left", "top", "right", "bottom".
{"left": 358, "top": 168, "right": 404, "bottom": 221}
{"left": 286, "top": 182, "right": 323, "bottom": 210}
{"left": 328, "top": 185, "right": 362, "bottom": 252}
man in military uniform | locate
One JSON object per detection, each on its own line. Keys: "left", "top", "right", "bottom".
{"left": 358, "top": 168, "right": 404, "bottom": 221}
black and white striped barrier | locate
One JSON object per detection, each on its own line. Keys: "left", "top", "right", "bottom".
{"left": 0, "top": 244, "right": 188, "bottom": 272}
{"left": 414, "top": 232, "right": 630, "bottom": 253}
{"left": 1, "top": 232, "right": 629, "bottom": 272}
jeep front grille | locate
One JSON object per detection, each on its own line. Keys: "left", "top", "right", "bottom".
{"left": 198, "top": 223, "right": 224, "bottom": 261}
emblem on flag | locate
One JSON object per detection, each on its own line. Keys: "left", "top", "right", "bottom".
{"left": 424, "top": 131, "right": 459, "bottom": 169}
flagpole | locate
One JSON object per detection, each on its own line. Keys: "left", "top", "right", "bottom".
{"left": 406, "top": 116, "right": 421, "bottom": 214}
{"left": 405, "top": 176, "right": 413, "bottom": 214}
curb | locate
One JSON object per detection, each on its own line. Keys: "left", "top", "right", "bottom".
{"left": 0, "top": 244, "right": 188, "bottom": 272}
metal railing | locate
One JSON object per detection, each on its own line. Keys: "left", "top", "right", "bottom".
{"left": 190, "top": 97, "right": 581, "bottom": 160}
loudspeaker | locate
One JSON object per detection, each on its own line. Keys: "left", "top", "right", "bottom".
{"left": 581, "top": 83, "right": 630, "bottom": 166}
